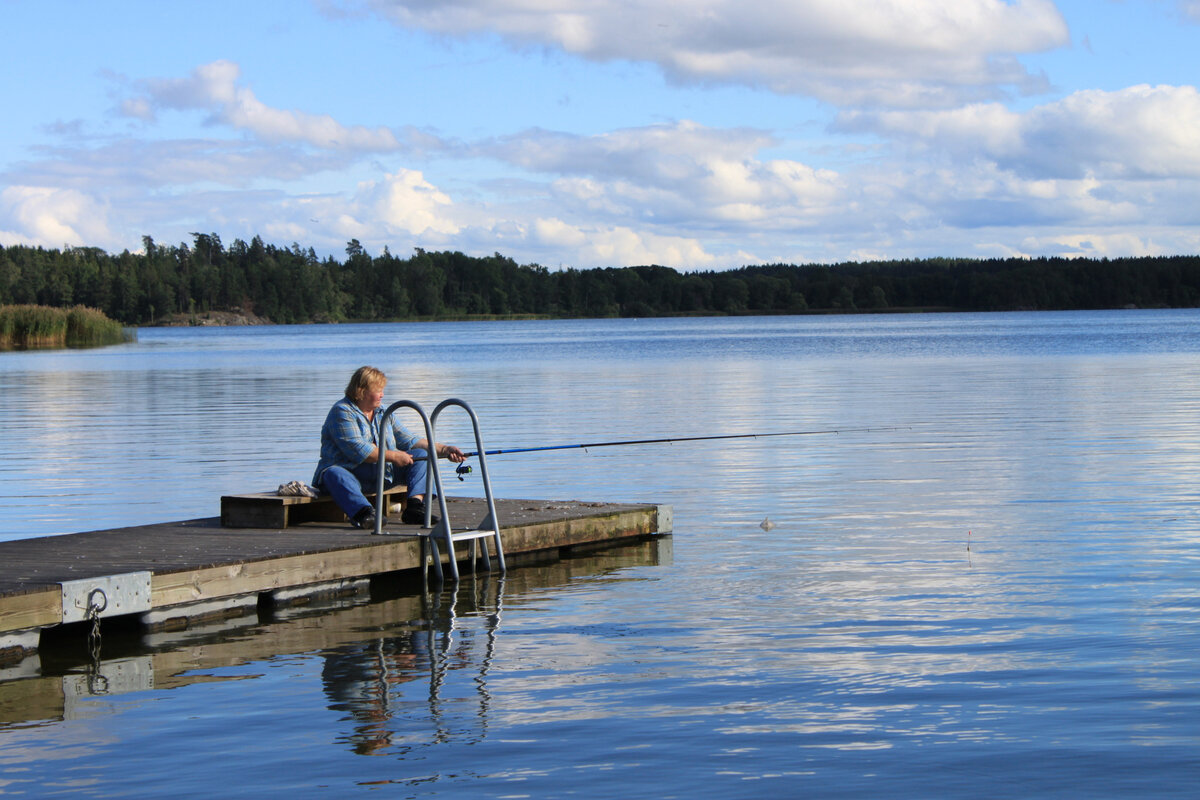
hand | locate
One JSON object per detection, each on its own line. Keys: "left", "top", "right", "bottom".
{"left": 442, "top": 445, "right": 467, "bottom": 463}
{"left": 388, "top": 450, "right": 414, "bottom": 467}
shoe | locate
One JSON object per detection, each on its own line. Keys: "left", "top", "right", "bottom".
{"left": 351, "top": 507, "right": 377, "bottom": 530}
{"left": 401, "top": 499, "right": 440, "bottom": 526}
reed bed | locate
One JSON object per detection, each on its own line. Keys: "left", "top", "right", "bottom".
{"left": 0, "top": 305, "right": 134, "bottom": 349}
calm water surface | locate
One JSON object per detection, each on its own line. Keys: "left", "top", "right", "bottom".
{"left": 1, "top": 311, "right": 1199, "bottom": 797}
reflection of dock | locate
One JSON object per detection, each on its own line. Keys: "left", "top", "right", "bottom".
{"left": 0, "top": 536, "right": 671, "bottom": 733}
{"left": 0, "top": 497, "right": 671, "bottom": 661}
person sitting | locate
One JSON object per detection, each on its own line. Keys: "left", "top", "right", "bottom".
{"left": 313, "top": 366, "right": 466, "bottom": 530}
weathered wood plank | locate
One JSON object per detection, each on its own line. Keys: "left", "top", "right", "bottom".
{"left": 150, "top": 538, "right": 424, "bottom": 607}
{"left": 0, "top": 588, "right": 60, "bottom": 633}
{"left": 220, "top": 485, "right": 408, "bottom": 528}
{"left": 0, "top": 498, "right": 670, "bottom": 641}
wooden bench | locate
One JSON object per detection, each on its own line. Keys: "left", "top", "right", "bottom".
{"left": 220, "top": 485, "right": 408, "bottom": 529}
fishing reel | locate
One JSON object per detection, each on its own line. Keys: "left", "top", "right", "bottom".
{"left": 455, "top": 464, "right": 473, "bottom": 481}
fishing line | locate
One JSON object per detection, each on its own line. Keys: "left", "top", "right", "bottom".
{"left": 455, "top": 426, "right": 909, "bottom": 478}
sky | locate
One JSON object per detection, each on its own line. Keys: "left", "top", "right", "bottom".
{"left": 2, "top": 0, "right": 1199, "bottom": 270}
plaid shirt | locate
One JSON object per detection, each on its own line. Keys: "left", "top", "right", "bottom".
{"left": 313, "top": 397, "right": 420, "bottom": 485}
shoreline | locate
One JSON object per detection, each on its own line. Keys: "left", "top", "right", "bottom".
{"left": 140, "top": 303, "right": 1163, "bottom": 327}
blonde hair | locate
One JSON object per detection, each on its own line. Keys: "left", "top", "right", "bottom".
{"left": 345, "top": 366, "right": 387, "bottom": 404}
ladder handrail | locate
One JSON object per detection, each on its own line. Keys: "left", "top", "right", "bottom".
{"left": 374, "top": 399, "right": 436, "bottom": 535}
{"left": 374, "top": 398, "right": 504, "bottom": 583}
{"left": 430, "top": 398, "right": 506, "bottom": 581}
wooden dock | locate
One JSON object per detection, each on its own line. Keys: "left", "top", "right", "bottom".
{"left": 0, "top": 535, "right": 671, "bottom": 727}
{"left": 0, "top": 497, "right": 672, "bottom": 661}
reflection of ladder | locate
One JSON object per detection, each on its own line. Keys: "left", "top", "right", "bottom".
{"left": 424, "top": 575, "right": 504, "bottom": 743}
{"left": 374, "top": 398, "right": 505, "bottom": 583}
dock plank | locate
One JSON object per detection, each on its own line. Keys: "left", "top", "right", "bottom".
{"left": 0, "top": 497, "right": 670, "bottom": 641}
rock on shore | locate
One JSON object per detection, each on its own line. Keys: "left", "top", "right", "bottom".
{"left": 156, "top": 309, "right": 271, "bottom": 326}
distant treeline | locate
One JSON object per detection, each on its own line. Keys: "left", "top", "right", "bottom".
{"left": 2, "top": 234, "right": 1199, "bottom": 325}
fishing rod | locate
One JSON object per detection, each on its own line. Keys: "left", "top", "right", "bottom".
{"left": 455, "top": 426, "right": 908, "bottom": 477}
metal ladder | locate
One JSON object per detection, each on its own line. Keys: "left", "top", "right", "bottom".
{"left": 374, "top": 398, "right": 505, "bottom": 583}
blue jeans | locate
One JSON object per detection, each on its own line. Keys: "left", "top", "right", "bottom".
{"left": 318, "top": 450, "right": 431, "bottom": 518}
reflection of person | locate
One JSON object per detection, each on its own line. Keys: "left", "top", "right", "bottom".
{"left": 322, "top": 637, "right": 422, "bottom": 756}
{"left": 313, "top": 366, "right": 466, "bottom": 529}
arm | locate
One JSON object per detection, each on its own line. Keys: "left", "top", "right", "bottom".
{"left": 412, "top": 439, "right": 468, "bottom": 463}
{"left": 361, "top": 445, "right": 415, "bottom": 467}
{"left": 362, "top": 439, "right": 467, "bottom": 466}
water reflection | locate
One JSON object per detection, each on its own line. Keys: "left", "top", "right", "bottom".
{"left": 4, "top": 313, "right": 1200, "bottom": 797}
{"left": 323, "top": 577, "right": 504, "bottom": 756}
{"left": 0, "top": 537, "right": 667, "bottom": 752}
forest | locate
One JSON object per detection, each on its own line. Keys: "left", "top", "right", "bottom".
{"left": 2, "top": 234, "right": 1199, "bottom": 325}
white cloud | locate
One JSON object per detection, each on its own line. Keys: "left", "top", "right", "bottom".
{"left": 10, "top": 32, "right": 1200, "bottom": 271}
{"left": 532, "top": 217, "right": 717, "bottom": 267}
{"left": 1020, "top": 85, "right": 1200, "bottom": 179}
{"left": 20, "top": 139, "right": 351, "bottom": 190}
{"left": 0, "top": 186, "right": 114, "bottom": 249}
{"left": 287, "top": 169, "right": 461, "bottom": 252}
{"left": 360, "top": 0, "right": 1069, "bottom": 107}
{"left": 119, "top": 97, "right": 155, "bottom": 121}
{"left": 361, "top": 169, "right": 461, "bottom": 235}
{"left": 837, "top": 84, "right": 1200, "bottom": 180}
{"left": 804, "top": 147, "right": 1200, "bottom": 264}
{"left": 128, "top": 60, "right": 404, "bottom": 151}
{"left": 485, "top": 120, "right": 843, "bottom": 229}
{"left": 1020, "top": 231, "right": 1166, "bottom": 259}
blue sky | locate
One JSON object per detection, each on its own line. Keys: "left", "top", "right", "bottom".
{"left": 2, "top": 0, "right": 1199, "bottom": 269}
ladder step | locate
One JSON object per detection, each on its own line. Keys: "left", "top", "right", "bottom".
{"left": 448, "top": 528, "right": 500, "bottom": 542}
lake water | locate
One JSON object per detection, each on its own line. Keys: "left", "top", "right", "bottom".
{"left": 1, "top": 311, "right": 1199, "bottom": 797}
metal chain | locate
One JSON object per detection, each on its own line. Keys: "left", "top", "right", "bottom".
{"left": 85, "top": 588, "right": 108, "bottom": 695}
